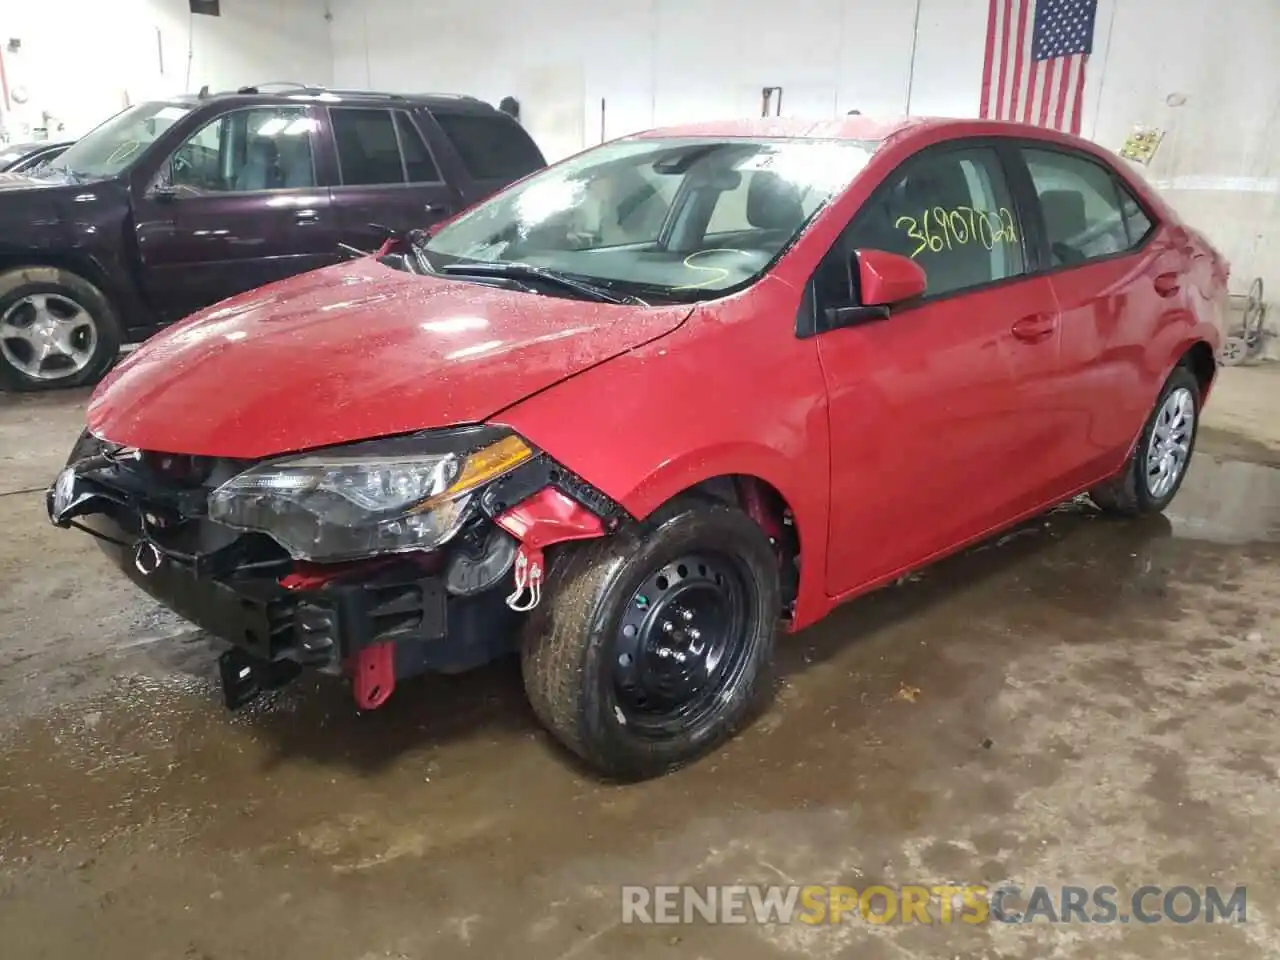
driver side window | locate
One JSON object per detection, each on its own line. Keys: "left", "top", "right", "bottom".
{"left": 814, "top": 146, "right": 1026, "bottom": 306}
{"left": 162, "top": 107, "right": 317, "bottom": 195}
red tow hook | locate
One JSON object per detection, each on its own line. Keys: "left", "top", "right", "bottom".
{"left": 349, "top": 643, "right": 396, "bottom": 711}
{"left": 279, "top": 559, "right": 425, "bottom": 712}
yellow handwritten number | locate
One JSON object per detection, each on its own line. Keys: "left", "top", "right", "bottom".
{"left": 896, "top": 206, "right": 1016, "bottom": 258}
{"left": 895, "top": 215, "right": 930, "bottom": 259}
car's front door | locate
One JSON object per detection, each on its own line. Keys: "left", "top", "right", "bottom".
{"left": 322, "top": 106, "right": 460, "bottom": 253}
{"left": 815, "top": 143, "right": 1063, "bottom": 597}
{"left": 132, "top": 104, "right": 338, "bottom": 325}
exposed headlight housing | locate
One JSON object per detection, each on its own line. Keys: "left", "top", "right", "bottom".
{"left": 207, "top": 427, "right": 534, "bottom": 561}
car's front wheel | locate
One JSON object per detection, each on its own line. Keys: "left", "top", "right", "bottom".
{"left": 521, "top": 499, "right": 780, "bottom": 781}
{"left": 1090, "top": 365, "right": 1200, "bottom": 516}
{"left": 0, "top": 266, "right": 122, "bottom": 392}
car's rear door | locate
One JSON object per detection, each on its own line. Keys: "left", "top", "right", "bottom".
{"left": 1015, "top": 143, "right": 1174, "bottom": 489}
{"left": 131, "top": 103, "right": 337, "bottom": 324}
{"left": 321, "top": 105, "right": 459, "bottom": 252}
{"left": 814, "top": 141, "right": 1062, "bottom": 597}
{"left": 420, "top": 107, "right": 547, "bottom": 206}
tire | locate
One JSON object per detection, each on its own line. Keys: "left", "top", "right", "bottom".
{"left": 521, "top": 499, "right": 780, "bottom": 781}
{"left": 0, "top": 266, "right": 122, "bottom": 392}
{"left": 1090, "top": 365, "right": 1200, "bottom": 517}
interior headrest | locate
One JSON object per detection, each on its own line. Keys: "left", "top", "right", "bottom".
{"left": 248, "top": 137, "right": 278, "bottom": 160}
{"left": 746, "top": 171, "right": 805, "bottom": 231}
{"left": 1040, "top": 189, "right": 1087, "bottom": 241}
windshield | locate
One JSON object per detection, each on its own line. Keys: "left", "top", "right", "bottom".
{"left": 45, "top": 102, "right": 193, "bottom": 179}
{"left": 423, "top": 136, "right": 877, "bottom": 300}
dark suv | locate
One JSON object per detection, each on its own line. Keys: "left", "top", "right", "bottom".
{"left": 0, "top": 85, "right": 547, "bottom": 391}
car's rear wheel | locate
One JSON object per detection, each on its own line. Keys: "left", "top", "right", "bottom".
{"left": 1090, "top": 365, "right": 1200, "bottom": 516}
{"left": 0, "top": 266, "right": 121, "bottom": 392}
{"left": 521, "top": 499, "right": 779, "bottom": 781}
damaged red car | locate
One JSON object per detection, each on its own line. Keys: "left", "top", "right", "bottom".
{"left": 48, "top": 116, "right": 1228, "bottom": 780}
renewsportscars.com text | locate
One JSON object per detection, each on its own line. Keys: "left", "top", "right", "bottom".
{"left": 621, "top": 883, "right": 1247, "bottom": 925}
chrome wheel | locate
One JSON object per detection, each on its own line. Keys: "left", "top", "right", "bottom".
{"left": 1145, "top": 386, "right": 1195, "bottom": 499}
{"left": 0, "top": 292, "right": 99, "bottom": 381}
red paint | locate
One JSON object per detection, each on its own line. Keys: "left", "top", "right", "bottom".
{"left": 84, "top": 116, "right": 1228, "bottom": 640}
{"left": 86, "top": 258, "right": 692, "bottom": 458}
{"left": 857, "top": 250, "right": 927, "bottom": 306}
{"left": 736, "top": 477, "right": 783, "bottom": 542}
{"left": 349, "top": 642, "right": 396, "bottom": 710}
{"left": 495, "top": 487, "right": 606, "bottom": 551}
{"left": 280, "top": 554, "right": 440, "bottom": 591}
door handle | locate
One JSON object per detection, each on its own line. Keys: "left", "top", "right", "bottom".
{"left": 1011, "top": 313, "right": 1056, "bottom": 344}
{"left": 295, "top": 209, "right": 320, "bottom": 225}
{"left": 424, "top": 202, "right": 451, "bottom": 216}
{"left": 1153, "top": 272, "right": 1181, "bottom": 297}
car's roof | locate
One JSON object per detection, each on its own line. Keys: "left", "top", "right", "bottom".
{"left": 633, "top": 115, "right": 1095, "bottom": 151}
{"left": 164, "top": 85, "right": 502, "bottom": 115}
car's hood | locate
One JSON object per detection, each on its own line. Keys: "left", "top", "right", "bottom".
{"left": 0, "top": 170, "right": 88, "bottom": 192}
{"left": 87, "top": 258, "right": 693, "bottom": 459}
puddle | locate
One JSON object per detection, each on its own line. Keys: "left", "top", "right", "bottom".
{"left": 1167, "top": 456, "right": 1280, "bottom": 544}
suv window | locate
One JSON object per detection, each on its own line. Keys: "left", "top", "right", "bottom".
{"left": 433, "top": 112, "right": 544, "bottom": 181}
{"left": 1022, "top": 148, "right": 1152, "bottom": 266}
{"left": 816, "top": 146, "right": 1026, "bottom": 302}
{"left": 166, "top": 106, "right": 317, "bottom": 194}
{"left": 332, "top": 108, "right": 402, "bottom": 185}
{"left": 395, "top": 112, "right": 441, "bottom": 182}
{"left": 331, "top": 108, "right": 442, "bottom": 186}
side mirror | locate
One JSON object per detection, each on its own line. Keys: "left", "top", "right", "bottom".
{"left": 857, "top": 248, "right": 927, "bottom": 306}
{"left": 824, "top": 248, "right": 927, "bottom": 329}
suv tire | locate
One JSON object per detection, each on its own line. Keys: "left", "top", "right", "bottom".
{"left": 0, "top": 266, "right": 121, "bottom": 392}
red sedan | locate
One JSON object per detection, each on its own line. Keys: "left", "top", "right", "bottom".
{"left": 48, "top": 116, "right": 1228, "bottom": 780}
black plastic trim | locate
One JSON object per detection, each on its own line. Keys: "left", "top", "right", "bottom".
{"left": 479, "top": 453, "right": 628, "bottom": 530}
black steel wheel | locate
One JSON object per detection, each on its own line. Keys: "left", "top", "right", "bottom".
{"left": 521, "top": 498, "right": 780, "bottom": 781}
{"left": 613, "top": 552, "right": 753, "bottom": 741}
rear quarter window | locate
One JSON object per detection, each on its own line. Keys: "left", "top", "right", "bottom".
{"left": 433, "top": 112, "right": 545, "bottom": 182}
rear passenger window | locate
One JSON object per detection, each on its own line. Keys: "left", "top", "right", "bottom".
{"left": 1022, "top": 148, "right": 1152, "bottom": 267}
{"left": 394, "top": 113, "right": 441, "bottom": 182}
{"left": 332, "top": 108, "right": 405, "bottom": 186}
{"left": 434, "top": 112, "right": 544, "bottom": 181}
{"left": 818, "top": 146, "right": 1025, "bottom": 300}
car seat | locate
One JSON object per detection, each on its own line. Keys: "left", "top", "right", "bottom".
{"left": 276, "top": 135, "right": 314, "bottom": 188}
{"left": 1039, "top": 189, "right": 1088, "bottom": 265}
{"left": 745, "top": 171, "right": 806, "bottom": 236}
{"left": 900, "top": 162, "right": 993, "bottom": 294}
{"left": 235, "top": 137, "right": 283, "bottom": 191}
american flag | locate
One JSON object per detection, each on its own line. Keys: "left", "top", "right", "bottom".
{"left": 980, "top": 0, "right": 1099, "bottom": 135}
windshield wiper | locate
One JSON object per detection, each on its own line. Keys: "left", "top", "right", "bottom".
{"left": 440, "top": 261, "right": 645, "bottom": 305}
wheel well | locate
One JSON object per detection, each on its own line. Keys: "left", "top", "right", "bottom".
{"left": 1181, "top": 340, "right": 1216, "bottom": 396}
{"left": 0, "top": 253, "right": 117, "bottom": 306}
{"left": 686, "top": 474, "right": 801, "bottom": 617}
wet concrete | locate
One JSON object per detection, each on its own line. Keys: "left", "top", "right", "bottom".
{"left": 3, "top": 379, "right": 1280, "bottom": 959}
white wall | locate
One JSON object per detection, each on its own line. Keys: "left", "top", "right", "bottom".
{"left": 0, "top": 0, "right": 333, "bottom": 142}
{"left": 330, "top": 0, "right": 1280, "bottom": 297}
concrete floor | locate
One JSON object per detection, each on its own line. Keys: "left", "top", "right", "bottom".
{"left": 2, "top": 366, "right": 1280, "bottom": 959}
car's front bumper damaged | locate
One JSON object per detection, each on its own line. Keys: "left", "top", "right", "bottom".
{"left": 47, "top": 432, "right": 625, "bottom": 711}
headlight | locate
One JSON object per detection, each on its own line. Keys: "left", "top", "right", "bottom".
{"left": 207, "top": 427, "right": 534, "bottom": 561}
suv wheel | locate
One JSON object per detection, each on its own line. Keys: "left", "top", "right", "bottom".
{"left": 521, "top": 499, "right": 780, "bottom": 781}
{"left": 0, "top": 266, "right": 122, "bottom": 392}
